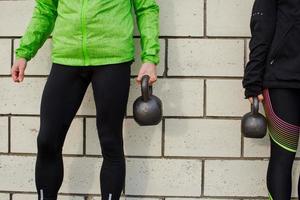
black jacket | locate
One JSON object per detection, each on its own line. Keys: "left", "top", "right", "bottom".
{"left": 243, "top": 0, "right": 300, "bottom": 98}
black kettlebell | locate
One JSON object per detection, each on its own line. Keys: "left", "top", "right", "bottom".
{"left": 133, "top": 75, "right": 162, "bottom": 126}
{"left": 241, "top": 97, "right": 267, "bottom": 138}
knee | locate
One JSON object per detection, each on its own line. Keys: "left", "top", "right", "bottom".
{"left": 37, "top": 129, "right": 62, "bottom": 158}
{"left": 100, "top": 136, "right": 124, "bottom": 161}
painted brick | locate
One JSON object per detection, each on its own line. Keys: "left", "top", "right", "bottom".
{"left": 0, "top": 77, "right": 94, "bottom": 116}
{"left": 0, "top": 1, "right": 35, "bottom": 36}
{"left": 123, "top": 119, "right": 162, "bottom": 156}
{"left": 0, "top": 155, "right": 104, "bottom": 194}
{"left": 85, "top": 118, "right": 162, "bottom": 156}
{"left": 168, "top": 39, "right": 244, "bottom": 77}
{"left": 127, "top": 79, "right": 204, "bottom": 116}
{"left": 0, "top": 77, "right": 45, "bottom": 115}
{"left": 10, "top": 117, "right": 84, "bottom": 155}
{"left": 207, "top": 0, "right": 253, "bottom": 37}
{"left": 165, "top": 119, "right": 241, "bottom": 157}
{"left": 14, "top": 39, "right": 52, "bottom": 75}
{"left": 0, "top": 193, "right": 10, "bottom": 200}
{"left": 291, "top": 162, "right": 300, "bottom": 198}
{"left": 88, "top": 197, "right": 158, "bottom": 200}
{"left": 0, "top": 155, "right": 36, "bottom": 192}
{"left": 13, "top": 194, "right": 84, "bottom": 200}
{"left": 204, "top": 160, "right": 268, "bottom": 196}
{"left": 59, "top": 157, "right": 102, "bottom": 194}
{"left": 0, "top": 117, "right": 8, "bottom": 153}
{"left": 125, "top": 158, "right": 202, "bottom": 196}
{"left": 166, "top": 199, "right": 235, "bottom": 200}
{"left": 158, "top": 0, "right": 204, "bottom": 36}
{"left": 87, "top": 197, "right": 125, "bottom": 200}
{"left": 243, "top": 136, "right": 270, "bottom": 158}
{"left": 0, "top": 39, "right": 11, "bottom": 75}
{"left": 77, "top": 85, "right": 96, "bottom": 116}
{"left": 206, "top": 79, "right": 250, "bottom": 117}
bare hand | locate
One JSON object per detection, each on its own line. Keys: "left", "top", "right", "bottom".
{"left": 11, "top": 58, "right": 27, "bottom": 82}
{"left": 136, "top": 62, "right": 157, "bottom": 85}
{"left": 248, "top": 94, "right": 264, "bottom": 104}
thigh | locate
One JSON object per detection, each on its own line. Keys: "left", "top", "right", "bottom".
{"left": 263, "top": 88, "right": 300, "bottom": 152}
{"left": 267, "top": 88, "right": 300, "bottom": 125}
{"left": 39, "top": 63, "right": 91, "bottom": 142}
{"left": 91, "top": 62, "right": 131, "bottom": 123}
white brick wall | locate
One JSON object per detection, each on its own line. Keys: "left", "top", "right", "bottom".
{"left": 13, "top": 194, "right": 85, "bottom": 200}
{"left": 0, "top": 117, "right": 8, "bottom": 153}
{"left": 10, "top": 117, "right": 84, "bottom": 154}
{"left": 164, "top": 119, "right": 241, "bottom": 157}
{"left": 0, "top": 193, "right": 10, "bottom": 200}
{"left": 0, "top": 0, "right": 299, "bottom": 199}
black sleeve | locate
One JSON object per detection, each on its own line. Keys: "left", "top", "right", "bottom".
{"left": 242, "top": 0, "right": 277, "bottom": 98}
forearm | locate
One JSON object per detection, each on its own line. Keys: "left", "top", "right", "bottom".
{"left": 243, "top": 0, "right": 277, "bottom": 97}
{"left": 133, "top": 0, "right": 160, "bottom": 65}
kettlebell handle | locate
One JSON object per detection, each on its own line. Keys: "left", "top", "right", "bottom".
{"left": 251, "top": 96, "right": 259, "bottom": 115}
{"left": 141, "top": 75, "right": 152, "bottom": 101}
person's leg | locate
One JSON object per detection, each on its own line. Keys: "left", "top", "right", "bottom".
{"left": 91, "top": 62, "right": 131, "bottom": 200}
{"left": 263, "top": 88, "right": 300, "bottom": 200}
{"left": 36, "top": 63, "right": 91, "bottom": 200}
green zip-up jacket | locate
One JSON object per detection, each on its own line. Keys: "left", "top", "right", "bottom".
{"left": 16, "top": 0, "right": 160, "bottom": 66}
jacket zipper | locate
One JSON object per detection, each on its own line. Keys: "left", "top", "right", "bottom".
{"left": 81, "top": 0, "right": 89, "bottom": 65}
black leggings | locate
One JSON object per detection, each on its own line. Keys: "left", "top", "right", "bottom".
{"left": 263, "top": 88, "right": 300, "bottom": 200}
{"left": 36, "top": 62, "right": 131, "bottom": 200}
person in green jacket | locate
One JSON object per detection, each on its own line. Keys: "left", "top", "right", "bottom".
{"left": 11, "top": 0, "right": 160, "bottom": 199}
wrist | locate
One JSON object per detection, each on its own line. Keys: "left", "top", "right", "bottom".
{"left": 142, "top": 56, "right": 159, "bottom": 65}
{"left": 15, "top": 55, "right": 28, "bottom": 62}
{"left": 142, "top": 62, "right": 156, "bottom": 67}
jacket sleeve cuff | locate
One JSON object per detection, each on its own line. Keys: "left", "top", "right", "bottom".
{"left": 142, "top": 55, "right": 159, "bottom": 65}
{"left": 15, "top": 49, "right": 32, "bottom": 61}
{"left": 244, "top": 86, "right": 263, "bottom": 99}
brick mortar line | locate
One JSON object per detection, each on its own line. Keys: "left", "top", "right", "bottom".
{"left": 201, "top": 160, "right": 205, "bottom": 196}
{"left": 0, "top": 114, "right": 245, "bottom": 120}
{"left": 163, "top": 38, "right": 168, "bottom": 77}
{"left": 203, "top": 0, "right": 207, "bottom": 37}
{"left": 0, "top": 75, "right": 244, "bottom": 79}
{"left": 241, "top": 130, "right": 245, "bottom": 157}
{"left": 161, "top": 118, "right": 165, "bottom": 157}
{"left": 10, "top": 39, "right": 14, "bottom": 69}
{"left": 83, "top": 117, "right": 86, "bottom": 155}
{"left": 0, "top": 152, "right": 281, "bottom": 160}
{"left": 203, "top": 79, "right": 207, "bottom": 117}
{"left": 241, "top": 39, "right": 247, "bottom": 157}
{"left": 0, "top": 190, "right": 273, "bottom": 199}
{"left": 8, "top": 116, "right": 11, "bottom": 153}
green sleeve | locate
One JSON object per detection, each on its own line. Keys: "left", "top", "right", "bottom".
{"left": 15, "top": 0, "right": 58, "bottom": 61}
{"left": 132, "top": 0, "right": 160, "bottom": 65}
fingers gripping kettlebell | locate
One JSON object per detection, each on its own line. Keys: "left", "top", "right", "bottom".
{"left": 241, "top": 97, "right": 267, "bottom": 138}
{"left": 133, "top": 75, "right": 163, "bottom": 126}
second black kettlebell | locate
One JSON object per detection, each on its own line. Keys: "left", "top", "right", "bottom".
{"left": 241, "top": 97, "right": 267, "bottom": 138}
{"left": 133, "top": 75, "right": 162, "bottom": 126}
